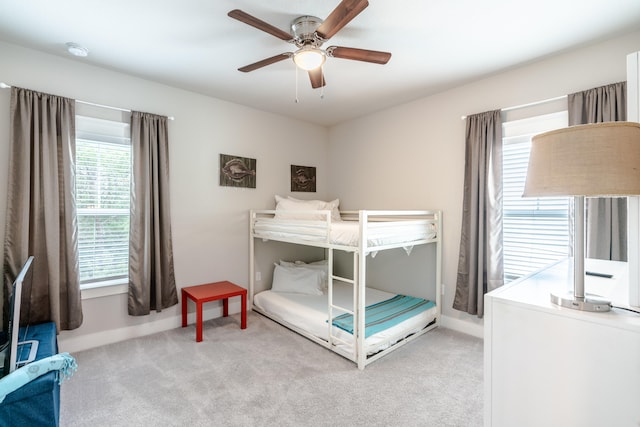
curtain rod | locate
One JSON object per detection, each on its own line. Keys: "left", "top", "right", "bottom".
{"left": 461, "top": 94, "right": 567, "bottom": 120}
{"left": 0, "top": 82, "right": 174, "bottom": 120}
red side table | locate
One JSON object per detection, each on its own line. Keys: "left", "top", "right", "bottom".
{"left": 181, "top": 281, "right": 247, "bottom": 342}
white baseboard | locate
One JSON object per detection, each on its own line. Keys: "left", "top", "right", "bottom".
{"left": 440, "top": 314, "right": 484, "bottom": 339}
{"left": 58, "top": 302, "right": 240, "bottom": 353}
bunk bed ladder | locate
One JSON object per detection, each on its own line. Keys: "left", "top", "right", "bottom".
{"left": 325, "top": 213, "right": 367, "bottom": 369}
{"left": 327, "top": 247, "right": 335, "bottom": 349}
{"left": 327, "top": 247, "right": 358, "bottom": 353}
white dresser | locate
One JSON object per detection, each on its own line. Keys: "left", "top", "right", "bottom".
{"left": 484, "top": 258, "right": 640, "bottom": 427}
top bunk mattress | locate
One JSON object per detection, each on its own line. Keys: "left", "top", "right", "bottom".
{"left": 252, "top": 214, "right": 438, "bottom": 248}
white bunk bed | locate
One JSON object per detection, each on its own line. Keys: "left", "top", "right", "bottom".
{"left": 249, "top": 204, "right": 442, "bottom": 370}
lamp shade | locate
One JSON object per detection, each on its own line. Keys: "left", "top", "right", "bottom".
{"left": 523, "top": 121, "right": 640, "bottom": 197}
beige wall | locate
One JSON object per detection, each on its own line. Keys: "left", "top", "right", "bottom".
{"left": 327, "top": 30, "right": 640, "bottom": 333}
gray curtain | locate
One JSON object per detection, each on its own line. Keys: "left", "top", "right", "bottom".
{"left": 568, "top": 81, "right": 627, "bottom": 261}
{"left": 454, "top": 110, "right": 504, "bottom": 317}
{"left": 128, "top": 111, "right": 178, "bottom": 315}
{"left": 3, "top": 87, "right": 83, "bottom": 331}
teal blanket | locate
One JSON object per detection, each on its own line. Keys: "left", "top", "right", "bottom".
{"left": 0, "top": 353, "right": 77, "bottom": 403}
{"left": 331, "top": 294, "right": 435, "bottom": 338}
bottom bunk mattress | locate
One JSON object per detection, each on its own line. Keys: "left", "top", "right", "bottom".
{"left": 253, "top": 281, "right": 437, "bottom": 355}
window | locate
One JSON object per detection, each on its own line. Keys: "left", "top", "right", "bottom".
{"left": 76, "top": 115, "right": 131, "bottom": 288}
{"left": 502, "top": 111, "right": 570, "bottom": 282}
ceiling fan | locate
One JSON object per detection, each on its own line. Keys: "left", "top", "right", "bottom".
{"left": 228, "top": 0, "right": 391, "bottom": 89}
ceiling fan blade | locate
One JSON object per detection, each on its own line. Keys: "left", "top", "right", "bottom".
{"left": 316, "top": 0, "right": 369, "bottom": 40}
{"left": 308, "top": 68, "right": 326, "bottom": 89}
{"left": 238, "top": 53, "right": 291, "bottom": 72}
{"left": 228, "top": 9, "right": 293, "bottom": 41}
{"left": 326, "top": 46, "right": 391, "bottom": 64}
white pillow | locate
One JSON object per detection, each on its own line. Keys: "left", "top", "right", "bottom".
{"left": 271, "top": 263, "right": 325, "bottom": 295}
{"left": 279, "top": 260, "right": 329, "bottom": 291}
{"left": 322, "top": 198, "right": 342, "bottom": 222}
{"left": 274, "top": 195, "right": 327, "bottom": 220}
{"left": 287, "top": 196, "right": 342, "bottom": 221}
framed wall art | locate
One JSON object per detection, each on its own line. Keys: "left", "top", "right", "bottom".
{"left": 220, "top": 154, "right": 256, "bottom": 188}
{"left": 291, "top": 165, "right": 316, "bottom": 192}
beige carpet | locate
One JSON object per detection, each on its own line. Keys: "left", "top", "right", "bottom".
{"left": 60, "top": 312, "right": 483, "bottom": 427}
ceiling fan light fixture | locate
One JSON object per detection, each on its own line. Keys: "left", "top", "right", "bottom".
{"left": 293, "top": 47, "right": 325, "bottom": 71}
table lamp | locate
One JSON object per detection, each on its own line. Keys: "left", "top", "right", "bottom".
{"left": 523, "top": 121, "right": 640, "bottom": 312}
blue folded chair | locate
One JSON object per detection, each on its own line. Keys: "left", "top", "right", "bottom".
{"left": 0, "top": 322, "right": 76, "bottom": 427}
{"left": 0, "top": 353, "right": 77, "bottom": 403}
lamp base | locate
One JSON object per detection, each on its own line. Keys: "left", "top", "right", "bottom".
{"left": 550, "top": 292, "right": 611, "bottom": 312}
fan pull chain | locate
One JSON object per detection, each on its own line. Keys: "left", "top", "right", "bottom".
{"left": 295, "top": 66, "right": 299, "bottom": 104}
{"left": 320, "top": 64, "right": 325, "bottom": 100}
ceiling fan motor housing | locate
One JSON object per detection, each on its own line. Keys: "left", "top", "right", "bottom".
{"left": 291, "top": 16, "right": 323, "bottom": 47}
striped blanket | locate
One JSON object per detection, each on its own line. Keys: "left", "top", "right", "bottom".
{"left": 331, "top": 294, "right": 435, "bottom": 338}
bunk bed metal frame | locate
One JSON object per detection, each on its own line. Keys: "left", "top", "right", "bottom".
{"left": 249, "top": 209, "right": 442, "bottom": 369}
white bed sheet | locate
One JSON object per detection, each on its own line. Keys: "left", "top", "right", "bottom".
{"left": 253, "top": 218, "right": 437, "bottom": 247}
{"left": 253, "top": 281, "right": 437, "bottom": 355}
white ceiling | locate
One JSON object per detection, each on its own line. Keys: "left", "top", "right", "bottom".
{"left": 0, "top": 0, "right": 639, "bottom": 126}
